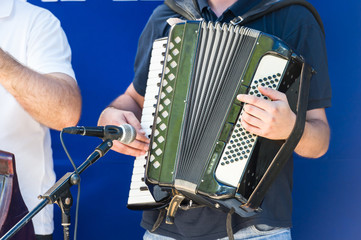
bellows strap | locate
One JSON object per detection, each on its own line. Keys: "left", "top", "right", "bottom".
{"left": 226, "top": 208, "right": 235, "bottom": 240}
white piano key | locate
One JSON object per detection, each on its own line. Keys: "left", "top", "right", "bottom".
{"left": 141, "top": 115, "right": 156, "bottom": 124}
{"left": 131, "top": 173, "right": 145, "bottom": 183}
{"left": 152, "top": 39, "right": 167, "bottom": 49}
{"left": 148, "top": 70, "right": 162, "bottom": 79}
{"left": 144, "top": 89, "right": 159, "bottom": 100}
{"left": 133, "top": 167, "right": 147, "bottom": 175}
{"left": 149, "top": 56, "right": 165, "bottom": 68}
{"left": 142, "top": 106, "right": 157, "bottom": 116}
{"left": 143, "top": 98, "right": 157, "bottom": 108}
{"left": 130, "top": 181, "right": 148, "bottom": 189}
{"left": 140, "top": 124, "right": 153, "bottom": 133}
{"left": 129, "top": 189, "right": 152, "bottom": 197}
{"left": 128, "top": 194, "right": 155, "bottom": 205}
{"left": 147, "top": 77, "right": 162, "bottom": 86}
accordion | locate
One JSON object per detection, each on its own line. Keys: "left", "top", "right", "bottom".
{"left": 128, "top": 20, "right": 311, "bottom": 221}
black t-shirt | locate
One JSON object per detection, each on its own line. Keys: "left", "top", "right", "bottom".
{"left": 132, "top": 0, "right": 332, "bottom": 239}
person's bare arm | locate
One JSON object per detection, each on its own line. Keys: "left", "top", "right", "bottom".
{"left": 237, "top": 86, "right": 330, "bottom": 158}
{"left": 98, "top": 83, "right": 150, "bottom": 156}
{"left": 0, "top": 48, "right": 81, "bottom": 130}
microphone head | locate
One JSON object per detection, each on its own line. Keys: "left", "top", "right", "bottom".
{"left": 119, "top": 124, "right": 136, "bottom": 144}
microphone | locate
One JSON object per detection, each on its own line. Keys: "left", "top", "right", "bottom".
{"left": 63, "top": 124, "right": 136, "bottom": 144}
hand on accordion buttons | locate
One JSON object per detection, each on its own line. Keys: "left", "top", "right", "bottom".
{"left": 237, "top": 86, "right": 296, "bottom": 140}
{"left": 98, "top": 106, "right": 150, "bottom": 157}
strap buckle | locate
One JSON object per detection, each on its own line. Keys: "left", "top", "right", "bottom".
{"left": 230, "top": 16, "right": 244, "bottom": 26}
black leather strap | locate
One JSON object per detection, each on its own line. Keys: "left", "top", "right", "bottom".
{"left": 150, "top": 208, "right": 166, "bottom": 232}
{"left": 226, "top": 208, "right": 235, "bottom": 240}
{"left": 230, "top": 0, "right": 325, "bottom": 35}
{"left": 164, "top": 0, "right": 202, "bottom": 20}
{"left": 164, "top": 0, "right": 324, "bottom": 35}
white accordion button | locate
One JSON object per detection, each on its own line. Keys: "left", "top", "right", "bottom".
{"left": 159, "top": 123, "right": 167, "bottom": 131}
{"left": 170, "top": 61, "right": 177, "bottom": 68}
{"left": 153, "top": 161, "right": 161, "bottom": 169}
{"left": 157, "top": 136, "right": 165, "bottom": 143}
{"left": 168, "top": 73, "right": 175, "bottom": 81}
{"left": 155, "top": 149, "right": 163, "bottom": 156}
{"left": 172, "top": 49, "right": 179, "bottom": 56}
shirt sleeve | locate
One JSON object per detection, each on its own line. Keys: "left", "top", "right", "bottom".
{"left": 283, "top": 7, "right": 332, "bottom": 110}
{"left": 132, "top": 4, "right": 181, "bottom": 96}
{"left": 26, "top": 9, "right": 76, "bottom": 80}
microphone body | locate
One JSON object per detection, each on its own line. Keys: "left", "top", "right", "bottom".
{"left": 63, "top": 125, "right": 136, "bottom": 144}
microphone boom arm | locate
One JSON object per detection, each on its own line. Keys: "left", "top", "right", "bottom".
{"left": 0, "top": 139, "right": 113, "bottom": 240}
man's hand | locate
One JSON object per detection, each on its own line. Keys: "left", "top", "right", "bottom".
{"left": 237, "top": 86, "right": 296, "bottom": 140}
{"left": 238, "top": 85, "right": 330, "bottom": 158}
{"left": 98, "top": 106, "right": 150, "bottom": 157}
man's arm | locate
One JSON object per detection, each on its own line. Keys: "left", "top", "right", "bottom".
{"left": 238, "top": 86, "right": 330, "bottom": 158}
{"left": 0, "top": 48, "right": 81, "bottom": 131}
{"left": 98, "top": 83, "right": 150, "bottom": 157}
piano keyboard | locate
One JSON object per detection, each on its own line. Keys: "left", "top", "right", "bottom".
{"left": 127, "top": 38, "right": 168, "bottom": 209}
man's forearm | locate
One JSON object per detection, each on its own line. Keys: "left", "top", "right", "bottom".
{"left": 107, "top": 84, "right": 144, "bottom": 120}
{"left": 294, "top": 116, "right": 330, "bottom": 158}
{"left": 0, "top": 49, "right": 81, "bottom": 130}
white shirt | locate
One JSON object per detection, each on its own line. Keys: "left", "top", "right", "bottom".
{"left": 0, "top": 0, "right": 75, "bottom": 235}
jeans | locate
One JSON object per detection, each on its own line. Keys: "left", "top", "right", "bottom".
{"left": 143, "top": 225, "right": 291, "bottom": 240}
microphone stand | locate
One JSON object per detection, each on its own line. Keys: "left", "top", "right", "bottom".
{"left": 0, "top": 139, "right": 113, "bottom": 240}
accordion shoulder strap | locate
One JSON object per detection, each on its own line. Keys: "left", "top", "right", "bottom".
{"left": 164, "top": 0, "right": 202, "bottom": 20}
{"left": 231, "top": 0, "right": 325, "bottom": 35}
{"left": 164, "top": 0, "right": 324, "bottom": 35}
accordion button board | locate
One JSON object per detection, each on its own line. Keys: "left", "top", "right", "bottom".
{"left": 215, "top": 55, "right": 288, "bottom": 187}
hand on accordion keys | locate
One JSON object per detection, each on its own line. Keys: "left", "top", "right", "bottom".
{"left": 97, "top": 106, "right": 150, "bottom": 157}
{"left": 237, "top": 85, "right": 296, "bottom": 140}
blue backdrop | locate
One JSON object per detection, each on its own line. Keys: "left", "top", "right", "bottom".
{"left": 25, "top": 0, "right": 361, "bottom": 239}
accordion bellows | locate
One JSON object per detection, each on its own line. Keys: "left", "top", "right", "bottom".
{"left": 128, "top": 20, "right": 311, "bottom": 219}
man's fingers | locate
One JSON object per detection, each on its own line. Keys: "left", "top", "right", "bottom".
{"left": 257, "top": 86, "right": 286, "bottom": 101}
{"left": 237, "top": 93, "right": 272, "bottom": 111}
{"left": 241, "top": 111, "right": 264, "bottom": 129}
{"left": 240, "top": 119, "right": 262, "bottom": 136}
{"left": 243, "top": 104, "right": 268, "bottom": 122}
{"left": 112, "top": 140, "right": 148, "bottom": 157}
{"left": 123, "top": 111, "right": 142, "bottom": 130}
